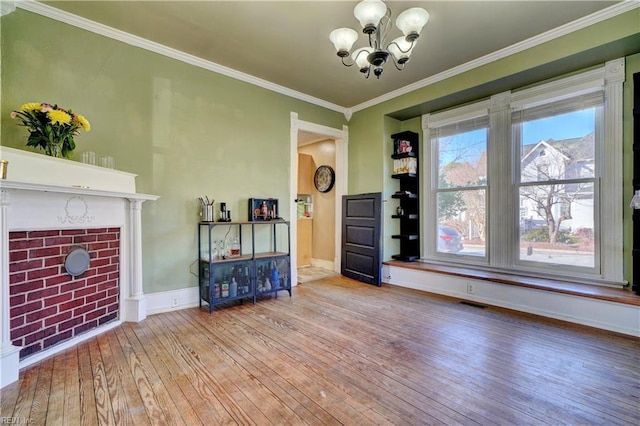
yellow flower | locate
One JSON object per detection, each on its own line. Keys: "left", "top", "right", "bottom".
{"left": 47, "top": 109, "right": 72, "bottom": 125}
{"left": 19, "top": 102, "right": 42, "bottom": 112}
{"left": 73, "top": 114, "right": 91, "bottom": 131}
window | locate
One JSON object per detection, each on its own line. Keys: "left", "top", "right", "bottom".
{"left": 422, "top": 60, "right": 625, "bottom": 285}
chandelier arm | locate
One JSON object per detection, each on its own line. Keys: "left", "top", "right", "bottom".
{"left": 387, "top": 39, "right": 415, "bottom": 54}
{"left": 389, "top": 54, "right": 405, "bottom": 71}
{"left": 341, "top": 56, "right": 355, "bottom": 67}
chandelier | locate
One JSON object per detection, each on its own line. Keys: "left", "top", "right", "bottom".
{"left": 329, "top": 0, "right": 429, "bottom": 79}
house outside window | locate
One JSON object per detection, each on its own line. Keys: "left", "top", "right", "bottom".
{"left": 421, "top": 59, "right": 625, "bottom": 286}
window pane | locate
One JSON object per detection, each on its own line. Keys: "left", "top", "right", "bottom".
{"left": 518, "top": 184, "right": 595, "bottom": 267}
{"left": 520, "top": 108, "right": 596, "bottom": 183}
{"left": 437, "top": 128, "right": 487, "bottom": 189}
{"left": 437, "top": 190, "right": 486, "bottom": 257}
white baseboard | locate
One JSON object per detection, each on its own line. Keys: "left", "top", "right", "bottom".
{"left": 385, "top": 266, "right": 640, "bottom": 337}
{"left": 145, "top": 286, "right": 200, "bottom": 315}
{"left": 311, "top": 258, "right": 336, "bottom": 271}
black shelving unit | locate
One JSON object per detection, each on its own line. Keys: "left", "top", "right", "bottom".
{"left": 633, "top": 72, "right": 639, "bottom": 295}
{"left": 391, "top": 131, "right": 420, "bottom": 262}
{"left": 198, "top": 220, "right": 291, "bottom": 312}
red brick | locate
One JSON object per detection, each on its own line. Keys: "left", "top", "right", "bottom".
{"left": 10, "top": 294, "right": 25, "bottom": 307}
{"left": 59, "top": 299, "right": 84, "bottom": 312}
{"left": 98, "top": 281, "right": 116, "bottom": 292}
{"left": 107, "top": 287, "right": 119, "bottom": 297}
{"left": 45, "top": 311, "right": 72, "bottom": 327}
{"left": 74, "top": 321, "right": 98, "bottom": 336}
{"left": 87, "top": 275, "right": 108, "bottom": 286}
{"left": 10, "top": 250, "right": 28, "bottom": 262}
{"left": 108, "top": 227, "right": 120, "bottom": 233}
{"left": 10, "top": 259, "right": 43, "bottom": 273}
{"left": 9, "top": 232, "right": 27, "bottom": 240}
{"left": 97, "top": 233, "right": 118, "bottom": 242}
{"left": 98, "top": 265, "right": 118, "bottom": 275}
{"left": 89, "top": 242, "right": 109, "bottom": 251}
{"left": 74, "top": 285, "right": 98, "bottom": 298}
{"left": 10, "top": 280, "right": 44, "bottom": 296}
{"left": 10, "top": 272, "right": 26, "bottom": 285}
{"left": 44, "top": 256, "right": 66, "bottom": 267}
{"left": 27, "top": 286, "right": 59, "bottom": 302}
{"left": 109, "top": 241, "right": 120, "bottom": 249}
{"left": 61, "top": 229, "right": 86, "bottom": 236}
{"left": 59, "top": 317, "right": 83, "bottom": 331}
{"left": 43, "top": 330, "right": 72, "bottom": 349}
{"left": 86, "top": 291, "right": 107, "bottom": 304}
{"left": 46, "top": 274, "right": 72, "bottom": 287}
{"left": 29, "top": 230, "right": 60, "bottom": 238}
{"left": 10, "top": 300, "right": 43, "bottom": 317}
{"left": 86, "top": 307, "right": 106, "bottom": 321}
{"left": 45, "top": 292, "right": 73, "bottom": 307}
{"left": 30, "top": 246, "right": 61, "bottom": 259}
{"left": 27, "top": 267, "right": 60, "bottom": 280}
{"left": 107, "top": 303, "right": 119, "bottom": 313}
{"left": 60, "top": 280, "right": 86, "bottom": 293}
{"left": 87, "top": 228, "right": 108, "bottom": 234}
{"left": 20, "top": 343, "right": 42, "bottom": 358}
{"left": 90, "top": 258, "right": 110, "bottom": 268}
{"left": 74, "top": 235, "right": 97, "bottom": 244}
{"left": 99, "top": 312, "right": 118, "bottom": 325}
{"left": 9, "top": 239, "right": 43, "bottom": 250}
{"left": 26, "top": 306, "right": 57, "bottom": 323}
{"left": 11, "top": 320, "right": 43, "bottom": 339}
{"left": 96, "top": 249, "right": 117, "bottom": 259}
{"left": 10, "top": 315, "right": 25, "bottom": 329}
{"left": 73, "top": 302, "right": 96, "bottom": 317}
{"left": 44, "top": 236, "right": 73, "bottom": 246}
{"left": 97, "top": 295, "right": 118, "bottom": 308}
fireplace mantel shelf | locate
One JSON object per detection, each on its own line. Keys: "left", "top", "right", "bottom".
{"left": 0, "top": 179, "right": 158, "bottom": 201}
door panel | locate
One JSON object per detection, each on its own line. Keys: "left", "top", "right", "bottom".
{"left": 341, "top": 193, "right": 382, "bottom": 286}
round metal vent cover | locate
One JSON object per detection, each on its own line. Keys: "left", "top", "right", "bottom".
{"left": 64, "top": 247, "right": 90, "bottom": 277}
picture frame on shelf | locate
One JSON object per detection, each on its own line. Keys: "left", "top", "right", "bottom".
{"left": 249, "top": 198, "right": 279, "bottom": 221}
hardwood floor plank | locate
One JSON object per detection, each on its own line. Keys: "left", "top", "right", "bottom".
{"left": 87, "top": 337, "right": 116, "bottom": 425}
{"left": 77, "top": 342, "right": 99, "bottom": 425}
{"left": 2, "top": 275, "right": 638, "bottom": 425}
{"left": 126, "top": 320, "right": 203, "bottom": 425}
{"left": 62, "top": 347, "right": 81, "bottom": 425}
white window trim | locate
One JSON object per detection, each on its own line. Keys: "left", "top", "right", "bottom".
{"left": 421, "top": 58, "right": 625, "bottom": 286}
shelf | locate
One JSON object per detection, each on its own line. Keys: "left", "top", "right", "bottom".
{"left": 200, "top": 254, "right": 253, "bottom": 264}
{"left": 392, "top": 234, "right": 419, "bottom": 240}
{"left": 200, "top": 220, "right": 290, "bottom": 225}
{"left": 392, "top": 214, "right": 418, "bottom": 219}
{"left": 392, "top": 254, "right": 420, "bottom": 262}
{"left": 392, "top": 192, "right": 417, "bottom": 199}
{"left": 391, "top": 173, "right": 417, "bottom": 179}
{"left": 391, "top": 152, "right": 417, "bottom": 159}
{"left": 255, "top": 251, "right": 289, "bottom": 259}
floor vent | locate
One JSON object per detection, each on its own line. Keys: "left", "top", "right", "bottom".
{"left": 460, "top": 301, "right": 488, "bottom": 309}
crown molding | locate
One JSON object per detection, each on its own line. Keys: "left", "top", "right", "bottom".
{"left": 1, "top": 1, "right": 15, "bottom": 16}
{"left": 349, "top": 0, "right": 640, "bottom": 114}
{"left": 14, "top": 0, "right": 638, "bottom": 117}
{"left": 15, "top": 0, "right": 347, "bottom": 115}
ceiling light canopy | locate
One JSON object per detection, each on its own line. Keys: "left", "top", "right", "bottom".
{"left": 330, "top": 0, "right": 429, "bottom": 79}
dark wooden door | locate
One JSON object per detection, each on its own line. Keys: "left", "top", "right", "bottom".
{"left": 341, "top": 192, "right": 382, "bottom": 286}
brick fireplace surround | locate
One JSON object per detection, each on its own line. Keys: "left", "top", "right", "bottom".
{"left": 0, "top": 147, "right": 158, "bottom": 388}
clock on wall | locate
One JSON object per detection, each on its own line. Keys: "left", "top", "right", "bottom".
{"left": 314, "top": 165, "right": 335, "bottom": 193}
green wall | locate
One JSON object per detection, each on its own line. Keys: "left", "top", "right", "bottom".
{"left": 1, "top": 10, "right": 345, "bottom": 293}
{"left": 349, "top": 9, "right": 640, "bottom": 282}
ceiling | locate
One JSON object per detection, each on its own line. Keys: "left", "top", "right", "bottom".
{"left": 41, "top": 1, "right": 620, "bottom": 109}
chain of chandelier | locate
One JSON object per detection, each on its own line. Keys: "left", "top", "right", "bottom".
{"left": 330, "top": 0, "right": 429, "bottom": 79}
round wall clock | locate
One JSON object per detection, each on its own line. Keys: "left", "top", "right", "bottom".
{"left": 314, "top": 165, "right": 335, "bottom": 193}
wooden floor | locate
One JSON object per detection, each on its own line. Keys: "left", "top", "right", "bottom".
{"left": 2, "top": 276, "right": 639, "bottom": 425}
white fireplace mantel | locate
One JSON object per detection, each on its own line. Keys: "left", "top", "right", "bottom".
{"left": 0, "top": 146, "right": 158, "bottom": 388}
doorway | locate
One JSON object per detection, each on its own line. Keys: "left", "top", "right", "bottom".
{"left": 289, "top": 113, "right": 348, "bottom": 286}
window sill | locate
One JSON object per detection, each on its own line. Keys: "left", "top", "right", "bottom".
{"left": 383, "top": 260, "right": 639, "bottom": 307}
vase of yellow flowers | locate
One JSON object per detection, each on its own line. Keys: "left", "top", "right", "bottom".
{"left": 11, "top": 102, "right": 91, "bottom": 158}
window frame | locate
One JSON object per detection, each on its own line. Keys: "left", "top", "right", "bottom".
{"left": 420, "top": 59, "right": 625, "bottom": 286}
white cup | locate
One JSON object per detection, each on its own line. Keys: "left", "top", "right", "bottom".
{"left": 99, "top": 156, "right": 114, "bottom": 169}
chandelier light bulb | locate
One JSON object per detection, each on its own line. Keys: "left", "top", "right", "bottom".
{"left": 353, "top": 0, "right": 387, "bottom": 34}
{"left": 352, "top": 47, "right": 373, "bottom": 71}
{"left": 396, "top": 7, "right": 429, "bottom": 41}
{"left": 330, "top": 28, "right": 359, "bottom": 56}
{"left": 388, "top": 36, "right": 415, "bottom": 63}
